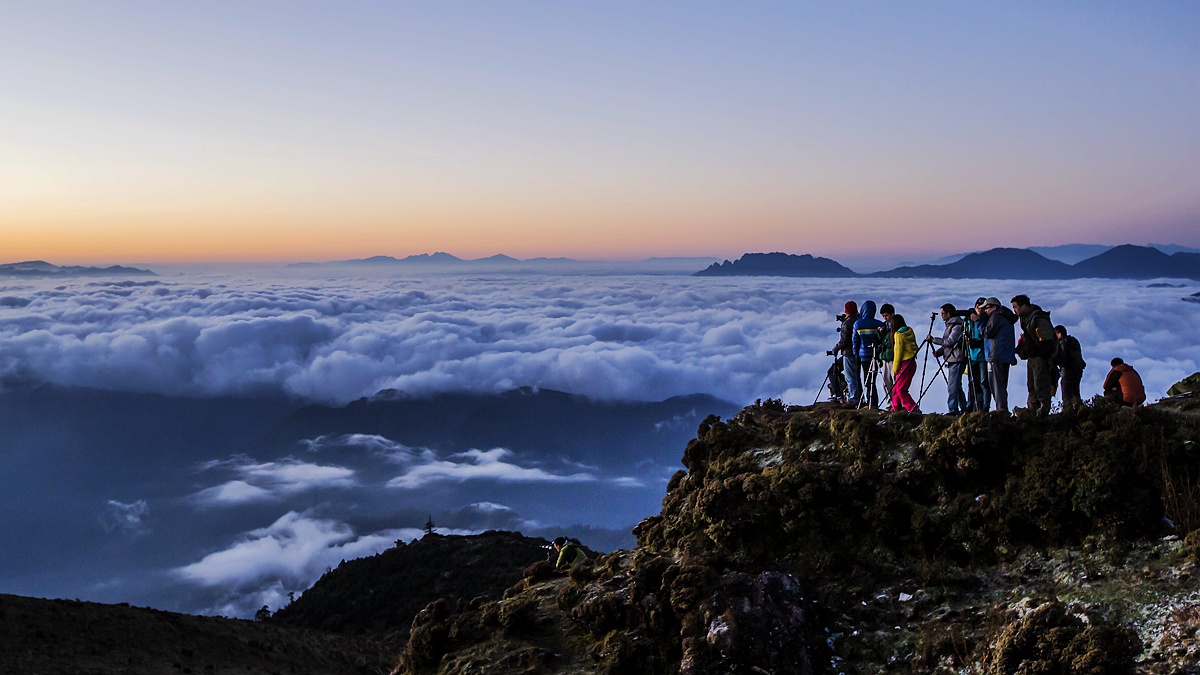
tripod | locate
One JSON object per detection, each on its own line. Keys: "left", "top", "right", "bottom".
{"left": 815, "top": 352, "right": 847, "bottom": 405}
{"left": 858, "top": 346, "right": 888, "bottom": 410}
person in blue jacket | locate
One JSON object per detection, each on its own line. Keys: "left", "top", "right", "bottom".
{"left": 852, "top": 300, "right": 887, "bottom": 408}
{"left": 964, "top": 298, "right": 991, "bottom": 412}
{"left": 981, "top": 296, "right": 1018, "bottom": 413}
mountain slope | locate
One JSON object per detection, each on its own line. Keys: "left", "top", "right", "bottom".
{"left": 0, "top": 594, "right": 392, "bottom": 675}
{"left": 874, "top": 247, "right": 1077, "bottom": 279}
{"left": 398, "top": 400, "right": 1200, "bottom": 674}
{"left": 272, "top": 531, "right": 556, "bottom": 640}
{"left": 1072, "top": 244, "right": 1200, "bottom": 280}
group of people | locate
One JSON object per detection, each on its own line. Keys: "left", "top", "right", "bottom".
{"left": 829, "top": 295, "right": 1146, "bottom": 415}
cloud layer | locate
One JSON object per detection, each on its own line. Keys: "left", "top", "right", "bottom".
{"left": 1, "top": 272, "right": 1196, "bottom": 410}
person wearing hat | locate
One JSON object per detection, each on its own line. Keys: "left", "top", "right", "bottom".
{"left": 1053, "top": 325, "right": 1086, "bottom": 411}
{"left": 877, "top": 303, "right": 896, "bottom": 400}
{"left": 832, "top": 301, "right": 861, "bottom": 406}
{"left": 1011, "top": 294, "right": 1058, "bottom": 417}
{"left": 981, "top": 296, "right": 1018, "bottom": 413}
{"left": 928, "top": 303, "right": 967, "bottom": 415}
{"left": 964, "top": 298, "right": 991, "bottom": 412}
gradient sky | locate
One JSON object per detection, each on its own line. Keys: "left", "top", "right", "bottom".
{"left": 1, "top": 2, "right": 1197, "bottom": 264}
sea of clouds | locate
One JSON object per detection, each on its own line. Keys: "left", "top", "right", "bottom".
{"left": 3, "top": 270, "right": 1198, "bottom": 617}
{"left": 1, "top": 271, "right": 1196, "bottom": 409}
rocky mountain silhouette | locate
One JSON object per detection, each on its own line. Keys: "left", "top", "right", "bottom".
{"left": 873, "top": 246, "right": 1078, "bottom": 279}
{"left": 695, "top": 245, "right": 1200, "bottom": 280}
{"left": 272, "top": 531, "right": 565, "bottom": 642}
{"left": 0, "top": 260, "right": 155, "bottom": 277}
{"left": 1072, "top": 244, "right": 1200, "bottom": 280}
{"left": 695, "top": 252, "right": 858, "bottom": 277}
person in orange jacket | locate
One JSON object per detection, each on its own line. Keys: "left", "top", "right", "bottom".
{"left": 1103, "top": 358, "right": 1146, "bottom": 407}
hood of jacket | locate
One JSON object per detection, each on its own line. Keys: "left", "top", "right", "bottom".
{"left": 860, "top": 300, "right": 877, "bottom": 321}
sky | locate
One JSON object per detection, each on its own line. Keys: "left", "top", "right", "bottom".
{"left": 2, "top": 2, "right": 1198, "bottom": 264}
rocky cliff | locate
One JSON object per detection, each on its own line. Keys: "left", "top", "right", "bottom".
{"left": 395, "top": 399, "right": 1200, "bottom": 674}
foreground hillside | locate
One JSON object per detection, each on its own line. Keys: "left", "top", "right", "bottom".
{"left": 0, "top": 593, "right": 391, "bottom": 675}
{"left": 396, "top": 399, "right": 1200, "bottom": 674}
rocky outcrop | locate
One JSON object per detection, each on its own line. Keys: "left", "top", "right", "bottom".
{"left": 396, "top": 400, "right": 1200, "bottom": 674}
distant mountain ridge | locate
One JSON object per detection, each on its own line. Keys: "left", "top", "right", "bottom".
{"left": 0, "top": 260, "right": 155, "bottom": 277}
{"left": 696, "top": 244, "right": 1200, "bottom": 280}
{"left": 695, "top": 252, "right": 856, "bottom": 277}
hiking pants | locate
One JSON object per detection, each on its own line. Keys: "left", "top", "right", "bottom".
{"left": 1027, "top": 356, "right": 1054, "bottom": 416}
{"left": 989, "top": 362, "right": 1011, "bottom": 413}
{"left": 967, "top": 361, "right": 990, "bottom": 412}
{"left": 881, "top": 361, "right": 895, "bottom": 403}
{"left": 1060, "top": 367, "right": 1083, "bottom": 411}
{"left": 945, "top": 361, "right": 966, "bottom": 414}
{"left": 843, "top": 353, "right": 861, "bottom": 405}
{"left": 892, "top": 359, "right": 919, "bottom": 412}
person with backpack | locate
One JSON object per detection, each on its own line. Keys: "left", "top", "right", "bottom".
{"left": 1011, "top": 294, "right": 1058, "bottom": 416}
{"left": 981, "top": 297, "right": 1018, "bottom": 413}
{"left": 1103, "top": 358, "right": 1146, "bottom": 407}
{"left": 552, "top": 536, "right": 589, "bottom": 570}
{"left": 889, "top": 313, "right": 920, "bottom": 413}
{"left": 852, "top": 300, "right": 887, "bottom": 408}
{"left": 928, "top": 303, "right": 967, "bottom": 415}
{"left": 1053, "top": 325, "right": 1086, "bottom": 411}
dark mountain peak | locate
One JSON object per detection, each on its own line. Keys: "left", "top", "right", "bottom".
{"left": 272, "top": 530, "right": 553, "bottom": 638}
{"left": 694, "top": 252, "right": 858, "bottom": 277}
{"left": 1074, "top": 244, "right": 1200, "bottom": 280}
{"left": 400, "top": 252, "right": 463, "bottom": 263}
{"left": 875, "top": 247, "right": 1074, "bottom": 279}
{"left": 472, "top": 254, "right": 519, "bottom": 263}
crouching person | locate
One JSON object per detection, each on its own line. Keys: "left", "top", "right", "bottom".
{"left": 552, "top": 536, "right": 589, "bottom": 570}
{"left": 1103, "top": 358, "right": 1146, "bottom": 408}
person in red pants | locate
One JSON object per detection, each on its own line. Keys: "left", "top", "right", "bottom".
{"left": 889, "top": 314, "right": 921, "bottom": 413}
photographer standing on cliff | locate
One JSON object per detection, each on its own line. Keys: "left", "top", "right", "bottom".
{"left": 928, "top": 303, "right": 967, "bottom": 415}
{"left": 1053, "top": 325, "right": 1086, "bottom": 412}
{"left": 853, "top": 300, "right": 887, "bottom": 408}
{"left": 833, "top": 301, "right": 861, "bottom": 406}
{"left": 982, "top": 297, "right": 1018, "bottom": 413}
{"left": 965, "top": 299, "right": 990, "bottom": 412}
{"left": 1011, "top": 294, "right": 1058, "bottom": 417}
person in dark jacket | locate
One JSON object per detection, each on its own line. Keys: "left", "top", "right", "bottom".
{"left": 1103, "top": 358, "right": 1146, "bottom": 407}
{"left": 833, "top": 301, "right": 861, "bottom": 406}
{"left": 982, "top": 297, "right": 1018, "bottom": 413}
{"left": 878, "top": 303, "right": 896, "bottom": 403}
{"left": 1011, "top": 294, "right": 1058, "bottom": 416}
{"left": 852, "top": 300, "right": 887, "bottom": 408}
{"left": 928, "top": 303, "right": 967, "bottom": 414}
{"left": 964, "top": 298, "right": 990, "bottom": 412}
{"left": 1053, "top": 325, "right": 1086, "bottom": 411}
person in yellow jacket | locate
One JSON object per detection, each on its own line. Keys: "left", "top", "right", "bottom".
{"left": 552, "top": 537, "right": 589, "bottom": 570}
{"left": 890, "top": 314, "right": 921, "bottom": 413}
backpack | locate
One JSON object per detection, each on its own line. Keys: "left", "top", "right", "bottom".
{"left": 1167, "top": 373, "right": 1200, "bottom": 397}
